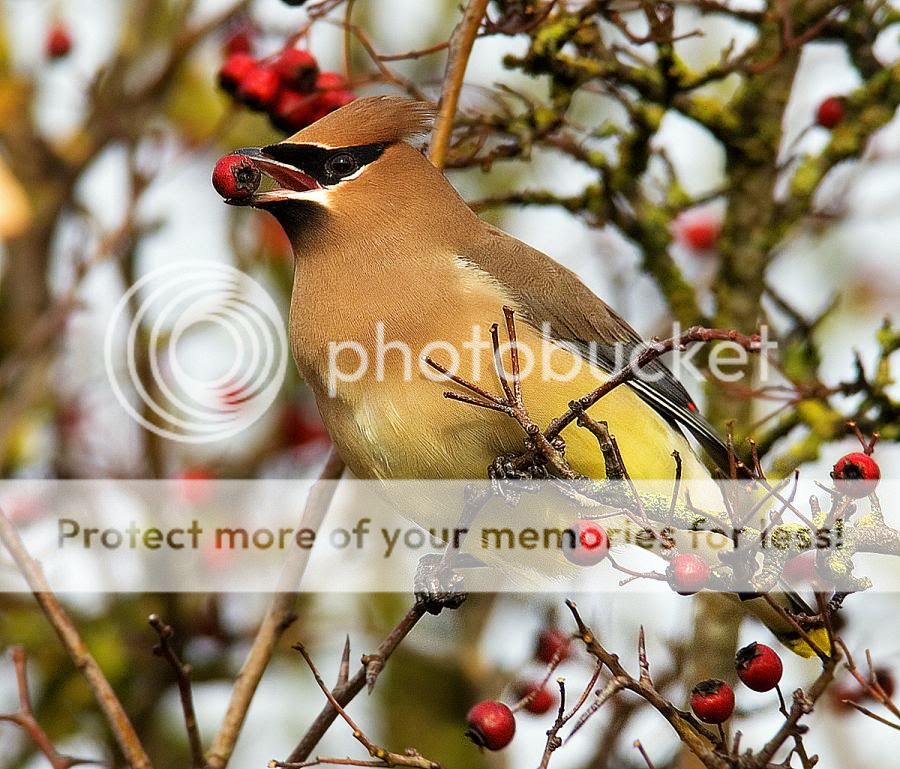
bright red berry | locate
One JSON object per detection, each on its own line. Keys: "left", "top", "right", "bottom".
{"left": 218, "top": 53, "right": 256, "bottom": 95}
{"left": 535, "top": 627, "right": 571, "bottom": 664}
{"left": 562, "top": 520, "right": 609, "bottom": 567}
{"left": 174, "top": 466, "right": 216, "bottom": 506}
{"left": 690, "top": 680, "right": 735, "bottom": 724}
{"left": 677, "top": 209, "right": 721, "bottom": 251}
{"left": 315, "top": 71, "right": 349, "bottom": 91}
{"left": 271, "top": 89, "right": 319, "bottom": 133}
{"left": 212, "top": 154, "right": 261, "bottom": 200}
{"left": 816, "top": 96, "right": 846, "bottom": 129}
{"left": 832, "top": 451, "right": 880, "bottom": 498}
{"left": 514, "top": 681, "right": 557, "bottom": 715}
{"left": 736, "top": 642, "right": 783, "bottom": 692}
{"left": 273, "top": 48, "right": 318, "bottom": 90}
{"left": 46, "top": 22, "right": 72, "bottom": 59}
{"left": 465, "top": 700, "right": 516, "bottom": 750}
{"left": 237, "top": 65, "right": 281, "bottom": 111}
{"left": 667, "top": 553, "right": 710, "bottom": 595}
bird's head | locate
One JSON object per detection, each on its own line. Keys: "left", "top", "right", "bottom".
{"left": 228, "top": 96, "right": 445, "bottom": 250}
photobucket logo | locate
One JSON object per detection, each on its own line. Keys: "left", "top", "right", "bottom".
{"left": 104, "top": 261, "right": 287, "bottom": 444}
{"left": 325, "top": 321, "right": 776, "bottom": 396}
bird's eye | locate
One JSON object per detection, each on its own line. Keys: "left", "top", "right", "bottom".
{"left": 325, "top": 152, "right": 359, "bottom": 180}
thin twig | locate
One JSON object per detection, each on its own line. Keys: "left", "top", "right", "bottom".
{"left": 0, "top": 507, "right": 154, "bottom": 769}
{"left": 429, "top": 0, "right": 491, "bottom": 168}
{"left": 148, "top": 615, "right": 204, "bottom": 768}
{"left": 206, "top": 448, "right": 345, "bottom": 769}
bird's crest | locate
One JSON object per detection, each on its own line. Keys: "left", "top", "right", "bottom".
{"left": 285, "top": 96, "right": 435, "bottom": 149}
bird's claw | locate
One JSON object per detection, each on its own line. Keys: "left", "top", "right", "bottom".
{"left": 414, "top": 553, "right": 467, "bottom": 615}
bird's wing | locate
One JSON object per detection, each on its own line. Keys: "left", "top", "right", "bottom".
{"left": 460, "top": 224, "right": 733, "bottom": 473}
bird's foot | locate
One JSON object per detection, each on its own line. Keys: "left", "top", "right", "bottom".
{"left": 414, "top": 553, "right": 467, "bottom": 615}
{"left": 488, "top": 453, "right": 549, "bottom": 505}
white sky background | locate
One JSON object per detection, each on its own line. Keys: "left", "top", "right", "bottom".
{"left": 1, "top": 1, "right": 900, "bottom": 768}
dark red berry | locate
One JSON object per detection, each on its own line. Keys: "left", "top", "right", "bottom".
{"left": 218, "top": 53, "right": 256, "bottom": 95}
{"left": 465, "top": 700, "right": 516, "bottom": 750}
{"left": 736, "top": 642, "right": 783, "bottom": 692}
{"left": 816, "top": 96, "right": 846, "bottom": 129}
{"left": 212, "top": 154, "right": 261, "bottom": 200}
{"left": 535, "top": 627, "right": 571, "bottom": 664}
{"left": 224, "top": 30, "right": 253, "bottom": 56}
{"left": 270, "top": 88, "right": 319, "bottom": 133}
{"left": 677, "top": 210, "right": 721, "bottom": 251}
{"left": 273, "top": 48, "right": 318, "bottom": 90}
{"left": 514, "top": 681, "right": 556, "bottom": 715}
{"left": 690, "top": 680, "right": 735, "bottom": 724}
{"left": 666, "top": 553, "right": 710, "bottom": 595}
{"left": 783, "top": 551, "right": 831, "bottom": 588}
{"left": 832, "top": 451, "right": 880, "bottom": 498}
{"left": 562, "top": 520, "right": 609, "bottom": 567}
{"left": 46, "top": 22, "right": 72, "bottom": 59}
{"left": 315, "top": 71, "right": 348, "bottom": 91}
{"left": 237, "top": 65, "right": 281, "bottom": 111}
{"left": 309, "top": 89, "right": 356, "bottom": 122}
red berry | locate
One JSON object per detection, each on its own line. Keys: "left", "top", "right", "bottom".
{"left": 535, "top": 627, "right": 571, "bottom": 664}
{"left": 309, "top": 89, "right": 356, "bottom": 122}
{"left": 315, "top": 71, "right": 348, "bottom": 91}
{"left": 677, "top": 210, "right": 721, "bottom": 251}
{"left": 174, "top": 466, "right": 216, "bottom": 506}
{"left": 271, "top": 89, "right": 320, "bottom": 133}
{"left": 736, "top": 642, "right": 783, "bottom": 692}
{"left": 273, "top": 48, "right": 318, "bottom": 90}
{"left": 237, "top": 65, "right": 281, "bottom": 111}
{"left": 816, "top": 96, "right": 846, "bottom": 129}
{"left": 46, "top": 22, "right": 72, "bottom": 59}
{"left": 514, "top": 681, "right": 557, "bottom": 715}
{"left": 465, "top": 700, "right": 516, "bottom": 751}
{"left": 562, "top": 520, "right": 609, "bottom": 567}
{"left": 690, "top": 680, "right": 735, "bottom": 724}
{"left": 212, "top": 154, "right": 261, "bottom": 200}
{"left": 218, "top": 53, "right": 256, "bottom": 95}
{"left": 224, "top": 30, "right": 253, "bottom": 56}
{"left": 667, "top": 553, "right": 710, "bottom": 595}
{"left": 832, "top": 451, "right": 880, "bottom": 498}
{"left": 782, "top": 551, "right": 831, "bottom": 588}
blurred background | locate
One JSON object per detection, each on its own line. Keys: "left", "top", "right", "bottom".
{"left": 0, "top": 1, "right": 899, "bottom": 767}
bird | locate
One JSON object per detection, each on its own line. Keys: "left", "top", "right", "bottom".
{"left": 224, "top": 95, "right": 827, "bottom": 655}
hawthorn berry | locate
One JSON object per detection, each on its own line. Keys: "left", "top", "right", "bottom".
{"left": 816, "top": 96, "right": 846, "bottom": 129}
{"left": 513, "top": 681, "right": 557, "bottom": 715}
{"left": 271, "top": 89, "right": 319, "bottom": 133}
{"left": 832, "top": 451, "right": 880, "bottom": 498}
{"left": 676, "top": 209, "right": 721, "bottom": 251}
{"left": 46, "top": 22, "right": 73, "bottom": 59}
{"left": 218, "top": 53, "right": 256, "bottom": 95}
{"left": 274, "top": 48, "right": 318, "bottom": 90}
{"left": 465, "top": 700, "right": 516, "bottom": 750}
{"left": 783, "top": 551, "right": 831, "bottom": 588}
{"left": 735, "top": 642, "right": 783, "bottom": 692}
{"left": 212, "top": 154, "right": 261, "bottom": 200}
{"left": 535, "top": 627, "right": 571, "bottom": 664}
{"left": 237, "top": 65, "right": 281, "bottom": 111}
{"left": 562, "top": 519, "right": 609, "bottom": 567}
{"left": 315, "top": 70, "right": 349, "bottom": 91}
{"left": 690, "top": 679, "right": 735, "bottom": 724}
{"left": 666, "top": 553, "right": 710, "bottom": 595}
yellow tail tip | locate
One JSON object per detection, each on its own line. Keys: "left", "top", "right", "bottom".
{"left": 779, "top": 626, "right": 832, "bottom": 658}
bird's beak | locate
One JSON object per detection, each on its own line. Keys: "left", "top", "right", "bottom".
{"left": 227, "top": 147, "right": 321, "bottom": 207}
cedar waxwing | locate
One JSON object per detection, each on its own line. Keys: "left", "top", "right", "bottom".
{"left": 226, "top": 96, "right": 827, "bottom": 655}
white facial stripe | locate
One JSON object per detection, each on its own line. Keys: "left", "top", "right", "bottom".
{"left": 253, "top": 188, "right": 332, "bottom": 207}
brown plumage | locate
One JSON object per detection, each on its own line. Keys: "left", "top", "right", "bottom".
{"left": 284, "top": 95, "right": 436, "bottom": 148}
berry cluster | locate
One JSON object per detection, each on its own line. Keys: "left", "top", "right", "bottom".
{"left": 465, "top": 625, "right": 572, "bottom": 752}
{"left": 690, "top": 642, "right": 785, "bottom": 725}
{"left": 218, "top": 38, "right": 354, "bottom": 134}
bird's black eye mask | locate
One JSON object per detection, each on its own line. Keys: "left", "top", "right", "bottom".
{"left": 262, "top": 142, "right": 387, "bottom": 187}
